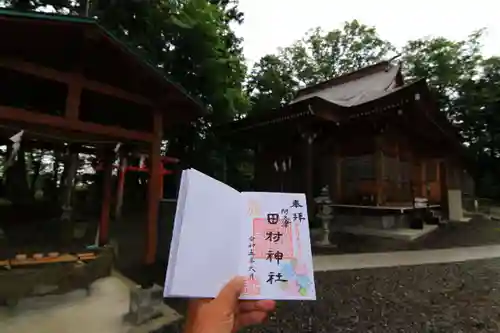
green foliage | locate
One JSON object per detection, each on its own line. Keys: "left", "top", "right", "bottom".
{"left": 281, "top": 20, "right": 395, "bottom": 85}
{"left": 246, "top": 54, "right": 298, "bottom": 115}
{"left": 246, "top": 20, "right": 395, "bottom": 115}
{"left": 401, "top": 30, "right": 485, "bottom": 117}
{"left": 93, "top": 0, "right": 250, "bottom": 177}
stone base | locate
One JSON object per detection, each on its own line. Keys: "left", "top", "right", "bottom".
{"left": 340, "top": 224, "right": 439, "bottom": 241}
{"left": 313, "top": 242, "right": 338, "bottom": 249}
{"left": 335, "top": 214, "right": 410, "bottom": 229}
{"left": 125, "top": 284, "right": 164, "bottom": 325}
{"left": 450, "top": 217, "right": 471, "bottom": 223}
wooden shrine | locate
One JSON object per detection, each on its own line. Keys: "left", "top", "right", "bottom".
{"left": 220, "top": 61, "right": 473, "bottom": 218}
{"left": 0, "top": 10, "right": 203, "bottom": 265}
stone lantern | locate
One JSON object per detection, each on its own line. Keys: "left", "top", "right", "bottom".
{"left": 314, "top": 186, "right": 335, "bottom": 247}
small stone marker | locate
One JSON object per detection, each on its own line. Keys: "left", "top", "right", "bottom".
{"left": 125, "top": 284, "right": 164, "bottom": 325}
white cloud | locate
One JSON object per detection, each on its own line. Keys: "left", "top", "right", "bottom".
{"left": 234, "top": 0, "right": 500, "bottom": 67}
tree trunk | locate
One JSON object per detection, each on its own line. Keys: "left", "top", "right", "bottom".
{"left": 5, "top": 145, "right": 31, "bottom": 205}
{"left": 30, "top": 151, "right": 44, "bottom": 197}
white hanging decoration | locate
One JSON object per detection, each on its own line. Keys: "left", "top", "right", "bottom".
{"left": 139, "top": 155, "right": 146, "bottom": 168}
{"left": 273, "top": 161, "right": 278, "bottom": 172}
{"left": 282, "top": 160, "right": 287, "bottom": 172}
{"left": 7, "top": 130, "right": 24, "bottom": 165}
{"left": 114, "top": 142, "right": 122, "bottom": 154}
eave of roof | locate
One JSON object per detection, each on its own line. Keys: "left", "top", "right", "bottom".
{"left": 216, "top": 96, "right": 351, "bottom": 135}
{"left": 0, "top": 9, "right": 206, "bottom": 116}
{"left": 219, "top": 79, "right": 427, "bottom": 136}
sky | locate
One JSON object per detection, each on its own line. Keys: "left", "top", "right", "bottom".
{"left": 233, "top": 0, "right": 500, "bottom": 67}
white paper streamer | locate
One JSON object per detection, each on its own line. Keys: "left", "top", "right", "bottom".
{"left": 114, "top": 142, "right": 121, "bottom": 153}
{"left": 7, "top": 130, "right": 24, "bottom": 164}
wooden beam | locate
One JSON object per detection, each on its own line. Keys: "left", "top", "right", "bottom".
{"left": 145, "top": 110, "right": 163, "bottom": 264}
{"left": 0, "top": 105, "right": 154, "bottom": 142}
{"left": 0, "top": 57, "right": 154, "bottom": 106}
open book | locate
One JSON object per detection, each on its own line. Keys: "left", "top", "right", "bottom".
{"left": 164, "top": 169, "right": 316, "bottom": 300}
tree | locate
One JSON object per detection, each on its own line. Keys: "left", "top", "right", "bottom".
{"left": 454, "top": 56, "right": 500, "bottom": 198}
{"left": 401, "top": 30, "right": 485, "bottom": 119}
{"left": 281, "top": 20, "right": 395, "bottom": 86}
{"left": 245, "top": 55, "right": 298, "bottom": 115}
{"left": 246, "top": 20, "right": 395, "bottom": 115}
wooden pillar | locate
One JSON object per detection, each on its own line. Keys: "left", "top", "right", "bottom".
{"left": 65, "top": 74, "right": 83, "bottom": 121}
{"left": 60, "top": 147, "right": 79, "bottom": 244}
{"left": 421, "top": 160, "right": 427, "bottom": 198}
{"left": 334, "top": 143, "right": 342, "bottom": 203}
{"left": 395, "top": 140, "right": 401, "bottom": 199}
{"left": 302, "top": 132, "right": 317, "bottom": 216}
{"left": 145, "top": 110, "right": 163, "bottom": 264}
{"left": 375, "top": 136, "right": 384, "bottom": 206}
{"left": 60, "top": 148, "right": 79, "bottom": 209}
{"left": 99, "top": 152, "right": 113, "bottom": 245}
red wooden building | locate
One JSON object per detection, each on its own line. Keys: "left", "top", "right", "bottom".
{"left": 221, "top": 61, "right": 473, "bottom": 218}
{"left": 0, "top": 10, "right": 203, "bottom": 264}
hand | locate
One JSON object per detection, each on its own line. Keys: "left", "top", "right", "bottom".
{"left": 184, "top": 277, "right": 276, "bottom": 333}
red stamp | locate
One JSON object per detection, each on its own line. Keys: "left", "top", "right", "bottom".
{"left": 252, "top": 218, "right": 294, "bottom": 259}
{"left": 243, "top": 277, "right": 261, "bottom": 296}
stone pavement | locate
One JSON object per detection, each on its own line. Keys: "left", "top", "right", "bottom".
{"left": 0, "top": 272, "right": 180, "bottom": 333}
{"left": 313, "top": 244, "right": 500, "bottom": 272}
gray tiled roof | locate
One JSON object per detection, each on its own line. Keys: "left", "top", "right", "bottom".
{"left": 291, "top": 63, "right": 401, "bottom": 107}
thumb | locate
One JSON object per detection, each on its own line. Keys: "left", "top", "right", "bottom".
{"left": 213, "top": 276, "right": 246, "bottom": 310}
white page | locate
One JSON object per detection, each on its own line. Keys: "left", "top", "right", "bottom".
{"left": 164, "top": 169, "right": 189, "bottom": 294}
{"left": 239, "top": 192, "right": 316, "bottom": 300}
{"left": 164, "top": 169, "right": 243, "bottom": 298}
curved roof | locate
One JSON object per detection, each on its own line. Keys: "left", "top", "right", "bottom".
{"left": 292, "top": 62, "right": 401, "bottom": 107}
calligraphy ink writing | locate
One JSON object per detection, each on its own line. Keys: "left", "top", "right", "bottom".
{"left": 280, "top": 208, "right": 291, "bottom": 228}
{"left": 266, "top": 272, "right": 287, "bottom": 284}
{"left": 293, "top": 212, "right": 305, "bottom": 222}
{"left": 267, "top": 213, "right": 279, "bottom": 224}
{"left": 248, "top": 236, "right": 256, "bottom": 280}
{"left": 265, "top": 231, "right": 283, "bottom": 243}
{"left": 266, "top": 250, "right": 284, "bottom": 265}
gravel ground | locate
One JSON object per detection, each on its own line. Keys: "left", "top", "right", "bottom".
{"left": 126, "top": 216, "right": 500, "bottom": 332}
{"left": 160, "top": 258, "right": 500, "bottom": 333}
